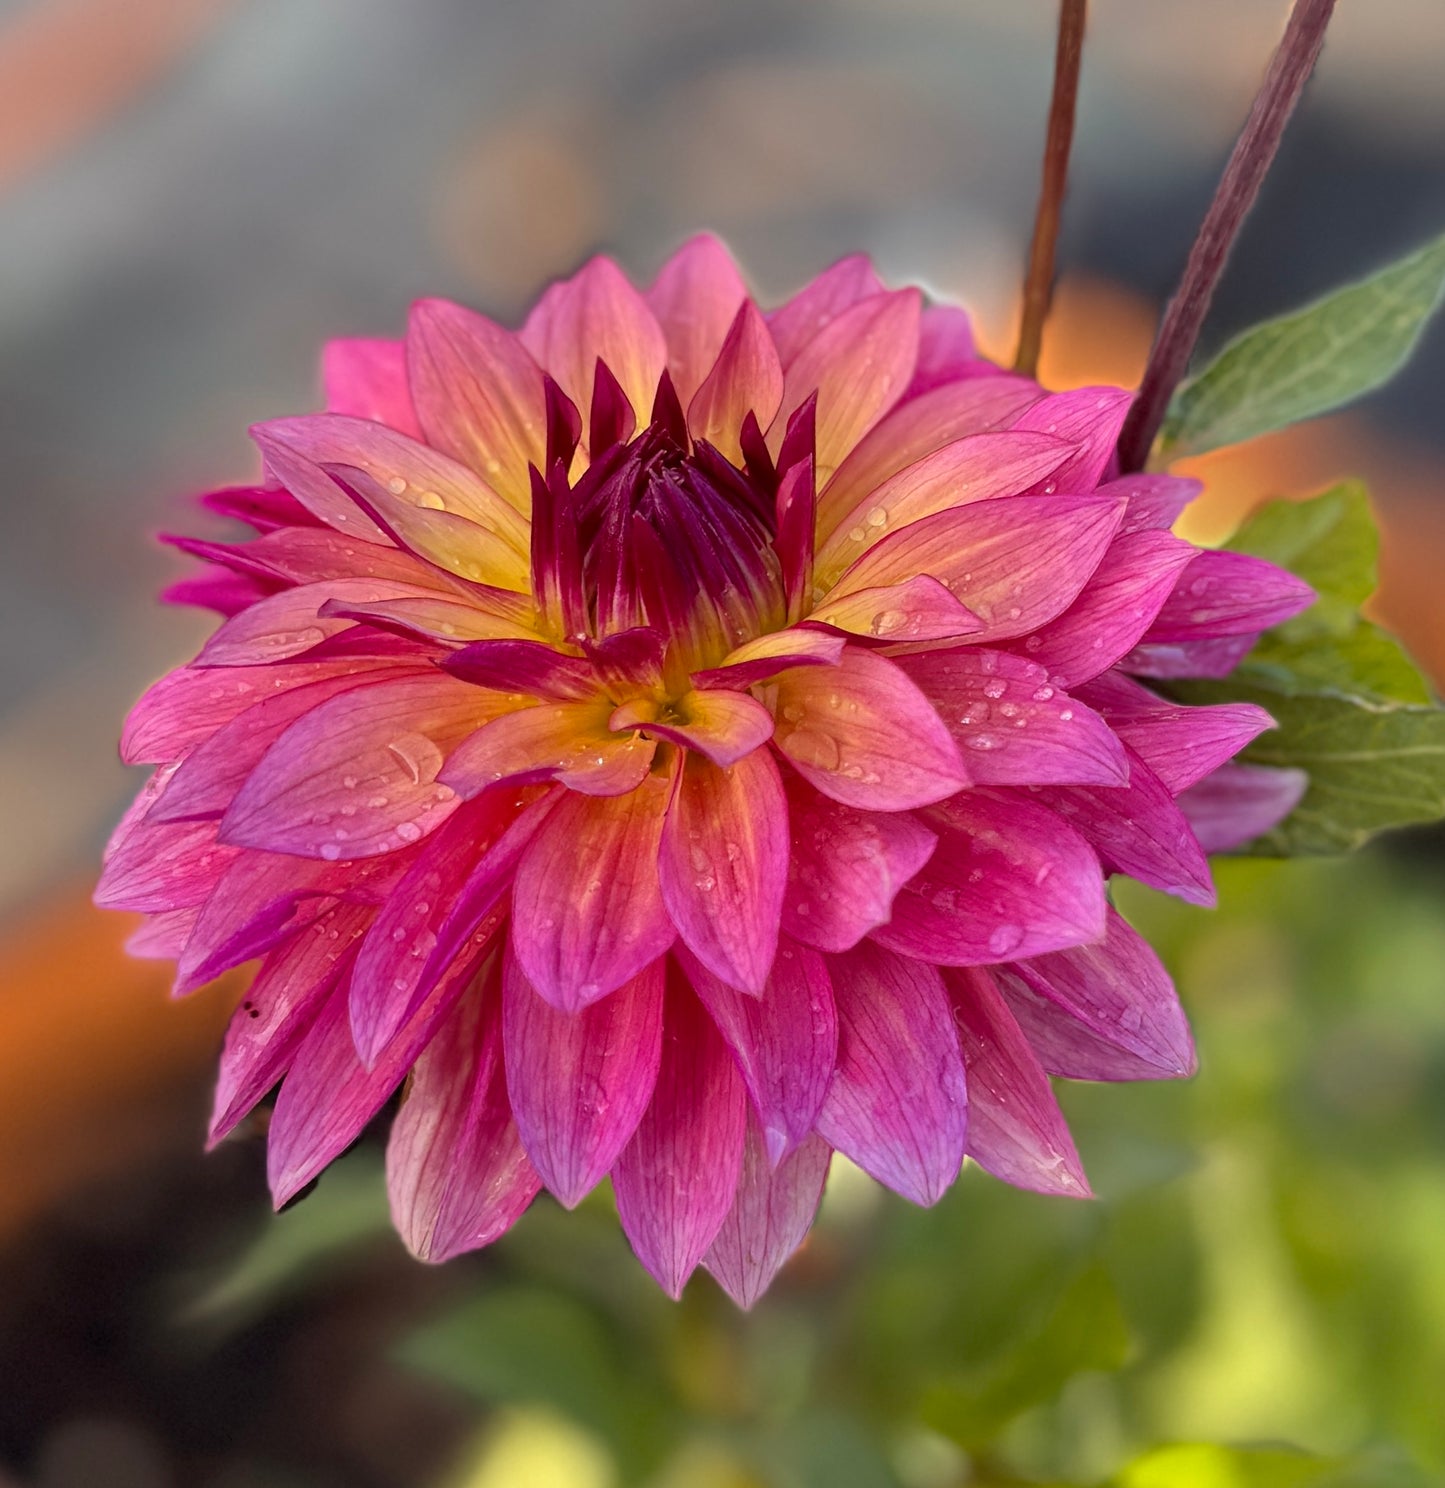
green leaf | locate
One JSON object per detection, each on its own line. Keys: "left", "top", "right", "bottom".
{"left": 1113, "top": 1444, "right": 1436, "bottom": 1488}
{"left": 1162, "top": 232, "right": 1445, "bottom": 456}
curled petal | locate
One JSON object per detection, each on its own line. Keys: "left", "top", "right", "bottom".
{"left": 944, "top": 966, "right": 1090, "bottom": 1197}
{"left": 322, "top": 337, "right": 420, "bottom": 437}
{"left": 442, "top": 638, "right": 599, "bottom": 700}
{"left": 687, "top": 301, "right": 785, "bottom": 462}
{"left": 704, "top": 1121, "right": 832, "bottom": 1309}
{"left": 619, "top": 689, "right": 774, "bottom": 768}
{"left": 691, "top": 627, "right": 845, "bottom": 690}
{"left": 648, "top": 233, "right": 752, "bottom": 405}
{"left": 511, "top": 770, "right": 676, "bottom": 1010}
{"left": 321, "top": 593, "right": 543, "bottom": 647}
{"left": 873, "top": 789, "right": 1105, "bottom": 965}
{"left": 770, "top": 289, "right": 921, "bottom": 481}
{"left": 1177, "top": 761, "right": 1308, "bottom": 853}
{"left": 387, "top": 980, "right": 540, "bottom": 1261}
{"left": 899, "top": 649, "right": 1129, "bottom": 787}
{"left": 817, "top": 940, "right": 968, "bottom": 1206}
{"left": 830, "top": 493, "right": 1126, "bottom": 644}
{"left": 997, "top": 907, "right": 1196, "bottom": 1080}
{"left": 613, "top": 978, "right": 748, "bottom": 1297}
{"left": 660, "top": 750, "right": 787, "bottom": 993}
{"left": 220, "top": 673, "right": 488, "bottom": 859}
{"left": 1146, "top": 550, "right": 1316, "bottom": 642}
{"left": 406, "top": 297, "right": 547, "bottom": 510}
{"left": 443, "top": 700, "right": 656, "bottom": 798}
{"left": 503, "top": 947, "right": 664, "bottom": 1208}
{"left": 781, "top": 774, "right": 937, "bottom": 953}
{"left": 681, "top": 939, "right": 837, "bottom": 1163}
{"left": 771, "top": 647, "right": 969, "bottom": 810}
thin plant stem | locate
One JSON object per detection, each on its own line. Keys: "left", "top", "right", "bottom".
{"left": 1116, "top": 0, "right": 1337, "bottom": 471}
{"left": 1013, "top": 0, "right": 1088, "bottom": 378}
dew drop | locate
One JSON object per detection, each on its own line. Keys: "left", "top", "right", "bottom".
{"left": 395, "top": 820, "right": 423, "bottom": 843}
{"left": 320, "top": 843, "right": 342, "bottom": 861}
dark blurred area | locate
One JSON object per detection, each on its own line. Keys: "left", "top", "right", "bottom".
{"left": 1, "top": 3, "right": 1443, "bottom": 1485}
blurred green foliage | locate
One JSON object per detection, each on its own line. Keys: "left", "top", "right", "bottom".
{"left": 215, "top": 847, "right": 1445, "bottom": 1485}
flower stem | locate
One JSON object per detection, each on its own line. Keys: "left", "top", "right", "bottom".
{"left": 1013, "top": 0, "right": 1088, "bottom": 378}
{"left": 1116, "top": 0, "right": 1337, "bottom": 472}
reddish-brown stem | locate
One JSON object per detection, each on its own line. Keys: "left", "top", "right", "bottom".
{"left": 1116, "top": 0, "right": 1337, "bottom": 471}
{"left": 1013, "top": 0, "right": 1088, "bottom": 378}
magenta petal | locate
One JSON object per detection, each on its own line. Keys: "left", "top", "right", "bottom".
{"left": 613, "top": 979, "right": 748, "bottom": 1298}
{"left": 220, "top": 673, "right": 483, "bottom": 859}
{"left": 772, "top": 647, "right": 969, "bottom": 811}
{"left": 441, "top": 638, "right": 599, "bottom": 700}
{"left": 1177, "top": 761, "right": 1308, "bottom": 852}
{"left": 900, "top": 649, "right": 1129, "bottom": 787}
{"left": 1124, "top": 633, "right": 1258, "bottom": 681}
{"left": 680, "top": 938, "right": 837, "bottom": 1163}
{"left": 1033, "top": 749, "right": 1216, "bottom": 906}
{"left": 830, "top": 492, "right": 1125, "bottom": 643}
{"left": 873, "top": 790, "right": 1105, "bottom": 965}
{"left": 1103, "top": 473, "right": 1203, "bottom": 535}
{"left": 905, "top": 304, "right": 980, "bottom": 394}
{"left": 503, "top": 947, "right": 664, "bottom": 1208}
{"left": 349, "top": 793, "right": 525, "bottom": 1066}
{"left": 1003, "top": 529, "right": 1197, "bottom": 688}
{"left": 647, "top": 233, "right": 751, "bottom": 405}
{"left": 781, "top": 774, "right": 937, "bottom": 953}
{"left": 807, "top": 575, "right": 983, "bottom": 644}
{"left": 126, "top": 907, "right": 200, "bottom": 960}
{"left": 817, "top": 940, "right": 968, "bottom": 1206}
{"left": 704, "top": 1120, "right": 832, "bottom": 1308}
{"left": 767, "top": 253, "right": 886, "bottom": 367}
{"left": 997, "top": 907, "right": 1196, "bottom": 1080}
{"left": 1009, "top": 387, "right": 1132, "bottom": 491}
{"left": 660, "top": 751, "right": 787, "bottom": 994}
{"left": 819, "top": 376, "right": 1042, "bottom": 539}
{"left": 386, "top": 979, "right": 540, "bottom": 1261}
{"left": 687, "top": 301, "right": 785, "bottom": 463}
{"left": 208, "top": 902, "right": 371, "bottom": 1143}
{"left": 511, "top": 772, "right": 676, "bottom": 1010}
{"left": 943, "top": 966, "right": 1089, "bottom": 1197}
{"left": 322, "top": 337, "right": 420, "bottom": 438}
{"left": 95, "top": 813, "right": 236, "bottom": 914}
{"left": 1146, "top": 550, "right": 1316, "bottom": 642}
{"left": 1078, "top": 671, "right": 1274, "bottom": 794}
{"left": 691, "top": 628, "right": 845, "bottom": 691}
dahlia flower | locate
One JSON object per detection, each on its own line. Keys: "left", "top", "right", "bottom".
{"left": 98, "top": 237, "right": 1312, "bottom": 1304}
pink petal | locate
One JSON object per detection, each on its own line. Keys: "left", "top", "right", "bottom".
{"left": 771, "top": 647, "right": 968, "bottom": 810}
{"left": 617, "top": 688, "right": 775, "bottom": 768}
{"left": 1146, "top": 550, "right": 1316, "bottom": 642}
{"left": 441, "top": 637, "right": 599, "bottom": 700}
{"left": 659, "top": 750, "right": 787, "bottom": 994}
{"left": 126, "top": 906, "right": 200, "bottom": 959}
{"left": 817, "top": 940, "right": 968, "bottom": 1206}
{"left": 348, "top": 792, "right": 529, "bottom": 1066}
{"left": 521, "top": 256, "right": 669, "bottom": 431}
{"left": 872, "top": 789, "right": 1105, "bottom": 964}
{"left": 899, "top": 649, "right": 1129, "bottom": 787}
{"left": 321, "top": 593, "right": 542, "bottom": 647}
{"left": 209, "top": 901, "right": 371, "bottom": 1143}
{"left": 996, "top": 907, "right": 1196, "bottom": 1079}
{"left": 691, "top": 627, "right": 846, "bottom": 691}
{"left": 807, "top": 575, "right": 983, "bottom": 644}
{"left": 163, "top": 567, "right": 274, "bottom": 616}
{"left": 1124, "top": 633, "right": 1257, "bottom": 680}
{"left": 905, "top": 304, "right": 980, "bottom": 395}
{"left": 1077, "top": 671, "right": 1274, "bottom": 794}
{"left": 818, "top": 375, "right": 1042, "bottom": 539}
{"left": 1177, "top": 762, "right": 1308, "bottom": 853}
{"left": 1001, "top": 529, "right": 1196, "bottom": 688}
{"left": 95, "top": 814, "right": 236, "bottom": 914}
{"left": 686, "top": 301, "right": 785, "bottom": 463}
{"left": 511, "top": 771, "right": 676, "bottom": 1010}
{"left": 680, "top": 938, "right": 837, "bottom": 1163}
{"left": 943, "top": 966, "right": 1089, "bottom": 1197}
{"left": 503, "top": 946, "right": 665, "bottom": 1207}
{"left": 220, "top": 673, "right": 487, "bottom": 859}
{"left": 775, "top": 451, "right": 817, "bottom": 625}
{"left": 170, "top": 525, "right": 445, "bottom": 590}
{"left": 386, "top": 979, "right": 540, "bottom": 1261}
{"left": 704, "top": 1120, "right": 832, "bottom": 1308}
{"left": 613, "top": 979, "right": 748, "bottom": 1297}
{"left": 647, "top": 233, "right": 751, "bottom": 404}
{"left": 442, "top": 699, "right": 656, "bottom": 798}
{"left": 830, "top": 492, "right": 1125, "bottom": 644}
{"left": 815, "top": 430, "right": 1072, "bottom": 584}
{"left": 770, "top": 290, "right": 921, "bottom": 480}
{"left": 1008, "top": 387, "right": 1132, "bottom": 492}
{"left": 405, "top": 298, "right": 547, "bottom": 510}
{"left": 199, "top": 483, "right": 320, "bottom": 532}
{"left": 1103, "top": 473, "right": 1202, "bottom": 535}
{"left": 321, "top": 337, "right": 421, "bottom": 438}
{"left": 1033, "top": 750, "right": 1216, "bottom": 906}
{"left": 766, "top": 253, "right": 886, "bottom": 367}
{"left": 255, "top": 414, "right": 528, "bottom": 546}
{"left": 781, "top": 774, "right": 937, "bottom": 953}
